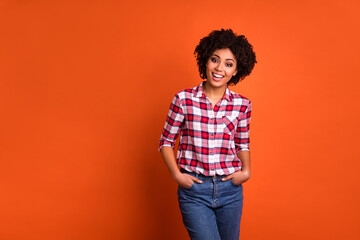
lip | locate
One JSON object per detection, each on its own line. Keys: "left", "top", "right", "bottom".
{"left": 212, "top": 72, "right": 224, "bottom": 82}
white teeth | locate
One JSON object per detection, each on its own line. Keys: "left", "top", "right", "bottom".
{"left": 213, "top": 73, "right": 223, "bottom": 78}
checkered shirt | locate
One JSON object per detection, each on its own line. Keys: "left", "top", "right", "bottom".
{"left": 159, "top": 81, "right": 252, "bottom": 176}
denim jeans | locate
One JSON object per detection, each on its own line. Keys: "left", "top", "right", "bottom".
{"left": 177, "top": 169, "right": 243, "bottom": 240}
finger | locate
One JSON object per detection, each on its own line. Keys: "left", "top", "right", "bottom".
{"left": 191, "top": 176, "right": 203, "bottom": 183}
{"left": 222, "top": 175, "right": 232, "bottom": 181}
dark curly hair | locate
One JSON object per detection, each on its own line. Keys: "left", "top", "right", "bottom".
{"left": 194, "top": 29, "right": 257, "bottom": 85}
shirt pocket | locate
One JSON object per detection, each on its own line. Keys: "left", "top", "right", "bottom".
{"left": 222, "top": 114, "right": 239, "bottom": 136}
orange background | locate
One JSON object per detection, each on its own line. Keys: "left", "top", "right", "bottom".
{"left": 1, "top": 0, "right": 360, "bottom": 239}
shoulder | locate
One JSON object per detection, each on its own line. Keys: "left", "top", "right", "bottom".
{"left": 175, "top": 85, "right": 198, "bottom": 100}
{"left": 229, "top": 90, "right": 251, "bottom": 106}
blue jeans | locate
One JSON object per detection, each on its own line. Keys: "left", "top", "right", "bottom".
{"left": 177, "top": 169, "right": 243, "bottom": 240}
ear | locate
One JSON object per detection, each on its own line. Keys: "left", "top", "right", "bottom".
{"left": 233, "top": 70, "right": 238, "bottom": 76}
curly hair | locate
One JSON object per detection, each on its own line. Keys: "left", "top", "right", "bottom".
{"left": 194, "top": 29, "right": 257, "bottom": 85}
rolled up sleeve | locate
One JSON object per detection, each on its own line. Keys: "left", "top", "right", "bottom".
{"left": 158, "top": 94, "right": 185, "bottom": 151}
{"left": 234, "top": 100, "right": 252, "bottom": 152}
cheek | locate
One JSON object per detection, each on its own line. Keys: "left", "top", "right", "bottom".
{"left": 225, "top": 69, "right": 235, "bottom": 77}
{"left": 230, "top": 69, "right": 237, "bottom": 76}
{"left": 205, "top": 66, "right": 212, "bottom": 78}
{"left": 206, "top": 64, "right": 215, "bottom": 75}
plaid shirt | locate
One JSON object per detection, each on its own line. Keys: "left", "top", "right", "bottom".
{"left": 159, "top": 81, "right": 252, "bottom": 176}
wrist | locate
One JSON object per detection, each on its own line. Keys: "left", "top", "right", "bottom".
{"left": 172, "top": 170, "right": 182, "bottom": 182}
{"left": 241, "top": 169, "right": 251, "bottom": 178}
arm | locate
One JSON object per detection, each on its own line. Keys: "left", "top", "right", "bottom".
{"left": 222, "top": 100, "right": 252, "bottom": 184}
{"left": 158, "top": 94, "right": 202, "bottom": 188}
{"left": 160, "top": 146, "right": 202, "bottom": 188}
{"left": 222, "top": 150, "right": 251, "bottom": 185}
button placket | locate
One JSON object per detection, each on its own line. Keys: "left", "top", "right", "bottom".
{"left": 208, "top": 110, "right": 215, "bottom": 168}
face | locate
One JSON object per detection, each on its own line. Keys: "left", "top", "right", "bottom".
{"left": 205, "top": 48, "right": 238, "bottom": 89}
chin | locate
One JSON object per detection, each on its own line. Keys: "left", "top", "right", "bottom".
{"left": 208, "top": 79, "right": 227, "bottom": 88}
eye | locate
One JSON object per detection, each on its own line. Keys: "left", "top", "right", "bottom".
{"left": 226, "top": 63, "right": 233, "bottom": 67}
{"left": 211, "top": 57, "right": 218, "bottom": 63}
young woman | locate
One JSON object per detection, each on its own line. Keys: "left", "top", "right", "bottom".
{"left": 158, "top": 29, "right": 257, "bottom": 240}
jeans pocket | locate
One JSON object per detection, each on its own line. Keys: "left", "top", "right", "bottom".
{"left": 179, "top": 181, "right": 196, "bottom": 190}
{"left": 230, "top": 179, "right": 242, "bottom": 187}
{"left": 183, "top": 182, "right": 194, "bottom": 190}
{"left": 177, "top": 183, "right": 195, "bottom": 198}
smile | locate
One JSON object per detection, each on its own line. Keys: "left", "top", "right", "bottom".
{"left": 212, "top": 72, "right": 224, "bottom": 80}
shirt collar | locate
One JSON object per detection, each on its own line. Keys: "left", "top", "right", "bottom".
{"left": 194, "top": 81, "right": 233, "bottom": 102}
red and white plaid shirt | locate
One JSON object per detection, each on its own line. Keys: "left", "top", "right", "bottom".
{"left": 159, "top": 81, "right": 252, "bottom": 176}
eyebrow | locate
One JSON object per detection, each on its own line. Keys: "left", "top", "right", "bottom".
{"left": 212, "top": 54, "right": 235, "bottom": 62}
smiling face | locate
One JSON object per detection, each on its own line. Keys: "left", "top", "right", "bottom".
{"left": 205, "top": 48, "right": 238, "bottom": 89}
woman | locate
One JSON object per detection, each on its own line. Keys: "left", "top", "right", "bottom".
{"left": 158, "top": 29, "right": 257, "bottom": 240}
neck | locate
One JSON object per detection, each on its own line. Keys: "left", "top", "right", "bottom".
{"left": 203, "top": 81, "right": 227, "bottom": 98}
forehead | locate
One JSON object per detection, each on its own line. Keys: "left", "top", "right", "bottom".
{"left": 211, "top": 48, "right": 236, "bottom": 61}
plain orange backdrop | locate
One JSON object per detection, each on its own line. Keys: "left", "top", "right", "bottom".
{"left": 1, "top": 0, "right": 360, "bottom": 239}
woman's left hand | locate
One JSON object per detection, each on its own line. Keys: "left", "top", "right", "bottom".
{"left": 222, "top": 170, "right": 251, "bottom": 185}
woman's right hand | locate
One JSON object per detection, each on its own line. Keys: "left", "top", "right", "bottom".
{"left": 174, "top": 172, "right": 202, "bottom": 189}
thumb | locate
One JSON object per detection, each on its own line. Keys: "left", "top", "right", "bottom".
{"left": 222, "top": 175, "right": 231, "bottom": 181}
{"left": 191, "top": 176, "right": 203, "bottom": 183}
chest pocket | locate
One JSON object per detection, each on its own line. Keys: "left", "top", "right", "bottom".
{"left": 222, "top": 114, "right": 239, "bottom": 135}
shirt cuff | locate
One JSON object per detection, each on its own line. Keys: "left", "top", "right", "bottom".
{"left": 158, "top": 142, "right": 173, "bottom": 152}
{"left": 236, "top": 148, "right": 250, "bottom": 153}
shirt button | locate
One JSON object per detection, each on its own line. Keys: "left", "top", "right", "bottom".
{"left": 210, "top": 134, "right": 214, "bottom": 137}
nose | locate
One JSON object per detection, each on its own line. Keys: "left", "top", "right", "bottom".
{"left": 215, "top": 62, "right": 224, "bottom": 71}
